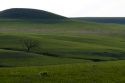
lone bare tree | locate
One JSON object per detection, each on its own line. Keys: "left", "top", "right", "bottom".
{"left": 23, "top": 39, "right": 39, "bottom": 52}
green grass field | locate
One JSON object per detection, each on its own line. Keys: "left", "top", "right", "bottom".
{"left": 0, "top": 19, "right": 125, "bottom": 82}
{"left": 0, "top": 60, "right": 125, "bottom": 83}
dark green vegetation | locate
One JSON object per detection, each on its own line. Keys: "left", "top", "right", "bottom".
{"left": 72, "top": 17, "right": 125, "bottom": 24}
{"left": 0, "top": 8, "right": 125, "bottom": 82}
{"left": 0, "top": 8, "right": 68, "bottom": 23}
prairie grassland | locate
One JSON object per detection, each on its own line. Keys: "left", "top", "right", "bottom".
{"left": 0, "top": 60, "right": 125, "bottom": 83}
{"left": 0, "top": 20, "right": 125, "bottom": 82}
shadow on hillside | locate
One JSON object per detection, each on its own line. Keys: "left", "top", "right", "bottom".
{"left": 0, "top": 48, "right": 123, "bottom": 63}
{"left": 0, "top": 63, "right": 13, "bottom": 67}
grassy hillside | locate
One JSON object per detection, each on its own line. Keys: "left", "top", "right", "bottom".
{"left": 0, "top": 20, "right": 125, "bottom": 65}
{"left": 0, "top": 49, "right": 88, "bottom": 67}
{"left": 0, "top": 13, "right": 125, "bottom": 82}
{"left": 0, "top": 60, "right": 125, "bottom": 83}
{"left": 71, "top": 17, "right": 125, "bottom": 24}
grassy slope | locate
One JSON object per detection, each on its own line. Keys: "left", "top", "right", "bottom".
{"left": 0, "top": 49, "right": 87, "bottom": 67}
{"left": 0, "top": 20, "right": 125, "bottom": 82}
{"left": 71, "top": 17, "right": 125, "bottom": 24}
{"left": 0, "top": 60, "right": 125, "bottom": 83}
{"left": 0, "top": 21, "right": 125, "bottom": 60}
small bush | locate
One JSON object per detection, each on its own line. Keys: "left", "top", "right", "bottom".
{"left": 39, "top": 72, "right": 48, "bottom": 77}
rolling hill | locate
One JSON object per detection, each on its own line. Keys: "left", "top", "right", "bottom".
{"left": 0, "top": 8, "right": 68, "bottom": 22}
{"left": 0, "top": 8, "right": 125, "bottom": 82}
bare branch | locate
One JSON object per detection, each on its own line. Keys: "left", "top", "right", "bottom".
{"left": 23, "top": 39, "right": 39, "bottom": 52}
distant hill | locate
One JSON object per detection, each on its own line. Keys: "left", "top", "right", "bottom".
{"left": 0, "top": 8, "right": 68, "bottom": 22}
{"left": 71, "top": 17, "right": 125, "bottom": 24}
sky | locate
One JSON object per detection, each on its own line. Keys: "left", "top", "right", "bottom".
{"left": 0, "top": 0, "right": 125, "bottom": 17}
